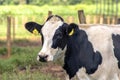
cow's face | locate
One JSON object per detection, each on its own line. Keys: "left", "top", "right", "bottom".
{"left": 25, "top": 15, "right": 68, "bottom": 62}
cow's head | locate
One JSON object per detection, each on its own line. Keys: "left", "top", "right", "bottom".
{"left": 25, "top": 15, "right": 69, "bottom": 62}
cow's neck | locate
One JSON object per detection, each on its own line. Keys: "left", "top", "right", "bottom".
{"left": 53, "top": 47, "right": 66, "bottom": 66}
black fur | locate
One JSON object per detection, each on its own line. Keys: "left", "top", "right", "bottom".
{"left": 25, "top": 22, "right": 44, "bottom": 45}
{"left": 112, "top": 34, "right": 120, "bottom": 68}
{"left": 52, "top": 23, "right": 102, "bottom": 79}
{"left": 25, "top": 22, "right": 42, "bottom": 33}
{"left": 51, "top": 23, "right": 68, "bottom": 50}
{"left": 46, "top": 15, "right": 64, "bottom": 22}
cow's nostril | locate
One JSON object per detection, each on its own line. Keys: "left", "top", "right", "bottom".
{"left": 45, "top": 55, "right": 48, "bottom": 58}
{"left": 39, "top": 55, "right": 48, "bottom": 62}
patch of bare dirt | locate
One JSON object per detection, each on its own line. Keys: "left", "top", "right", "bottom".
{"left": 18, "top": 63, "right": 66, "bottom": 80}
{"left": 40, "top": 63, "right": 66, "bottom": 80}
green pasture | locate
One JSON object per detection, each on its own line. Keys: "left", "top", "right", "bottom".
{"left": 0, "top": 46, "right": 60, "bottom": 80}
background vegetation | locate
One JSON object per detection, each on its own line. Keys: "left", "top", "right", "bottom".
{"left": 0, "top": 0, "right": 95, "bottom": 5}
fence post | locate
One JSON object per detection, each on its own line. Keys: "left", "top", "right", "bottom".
{"left": 112, "top": 16, "right": 115, "bottom": 24}
{"left": 107, "top": 16, "right": 110, "bottom": 24}
{"left": 78, "top": 10, "right": 86, "bottom": 24}
{"left": 15, "top": 17, "right": 18, "bottom": 28}
{"left": 67, "top": 16, "right": 74, "bottom": 23}
{"left": 100, "top": 15, "right": 104, "bottom": 24}
{"left": 48, "top": 11, "right": 52, "bottom": 17}
{"left": 7, "top": 16, "right": 11, "bottom": 58}
{"left": 86, "top": 15, "right": 91, "bottom": 24}
{"left": 12, "top": 17, "right": 15, "bottom": 41}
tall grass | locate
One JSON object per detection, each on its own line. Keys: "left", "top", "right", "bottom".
{"left": 0, "top": 46, "right": 60, "bottom": 80}
{"left": 0, "top": 46, "right": 40, "bottom": 73}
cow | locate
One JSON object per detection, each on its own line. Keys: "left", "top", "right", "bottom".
{"left": 25, "top": 15, "right": 120, "bottom": 80}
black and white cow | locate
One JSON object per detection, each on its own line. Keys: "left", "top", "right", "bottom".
{"left": 25, "top": 15, "right": 120, "bottom": 80}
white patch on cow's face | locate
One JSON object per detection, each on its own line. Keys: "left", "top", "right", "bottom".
{"left": 37, "top": 16, "right": 64, "bottom": 62}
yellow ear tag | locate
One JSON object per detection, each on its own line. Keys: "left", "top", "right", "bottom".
{"left": 69, "top": 29, "right": 74, "bottom": 36}
{"left": 33, "top": 29, "right": 39, "bottom": 35}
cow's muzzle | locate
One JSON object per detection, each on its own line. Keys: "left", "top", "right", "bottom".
{"left": 38, "top": 55, "right": 48, "bottom": 62}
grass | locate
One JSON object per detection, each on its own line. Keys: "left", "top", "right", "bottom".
{"left": 1, "top": 67, "right": 60, "bottom": 80}
{"left": 0, "top": 46, "right": 40, "bottom": 73}
{"left": 0, "top": 45, "right": 60, "bottom": 80}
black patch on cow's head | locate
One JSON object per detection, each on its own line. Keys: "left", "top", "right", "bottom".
{"left": 51, "top": 23, "right": 79, "bottom": 50}
{"left": 46, "top": 15, "right": 64, "bottom": 22}
{"left": 51, "top": 23, "right": 68, "bottom": 50}
{"left": 62, "top": 24, "right": 102, "bottom": 79}
{"left": 112, "top": 34, "right": 120, "bottom": 68}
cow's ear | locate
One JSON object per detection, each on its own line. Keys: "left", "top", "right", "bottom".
{"left": 67, "top": 23, "right": 78, "bottom": 36}
{"left": 25, "top": 22, "right": 42, "bottom": 35}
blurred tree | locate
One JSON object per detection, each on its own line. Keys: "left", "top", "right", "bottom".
{"left": 27, "top": 0, "right": 49, "bottom": 6}
{"left": 81, "top": 0, "right": 95, "bottom": 4}
{"left": 0, "top": 0, "right": 4, "bottom": 5}
{"left": 26, "top": 0, "right": 30, "bottom": 4}
{"left": 0, "top": 0, "right": 110, "bottom": 5}
{"left": 0, "top": 0, "right": 19, "bottom": 5}
{"left": 68, "top": 0, "right": 81, "bottom": 5}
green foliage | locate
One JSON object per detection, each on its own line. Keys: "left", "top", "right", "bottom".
{"left": 0, "top": 46, "right": 60, "bottom": 80}
{"left": 68, "top": 0, "right": 81, "bottom": 5}
{"left": 0, "top": 4, "right": 95, "bottom": 17}
{"left": 0, "top": 4, "right": 119, "bottom": 18}
{"left": 0, "top": 46, "right": 40, "bottom": 73}
{"left": 0, "top": 0, "right": 96, "bottom": 5}
{"left": 0, "top": 47, "right": 7, "bottom": 55}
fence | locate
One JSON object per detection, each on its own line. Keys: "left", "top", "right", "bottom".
{"left": 0, "top": 10, "right": 120, "bottom": 58}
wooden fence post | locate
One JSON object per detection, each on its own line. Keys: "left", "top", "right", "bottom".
{"left": 100, "top": 15, "right": 104, "bottom": 24}
{"left": 78, "top": 10, "right": 86, "bottom": 24}
{"left": 67, "top": 16, "right": 74, "bottom": 23}
{"left": 7, "top": 16, "right": 11, "bottom": 58}
{"left": 107, "top": 16, "right": 110, "bottom": 24}
{"left": 12, "top": 17, "right": 15, "bottom": 41}
{"left": 86, "top": 15, "right": 91, "bottom": 24}
{"left": 112, "top": 16, "right": 115, "bottom": 24}
{"left": 15, "top": 17, "right": 18, "bottom": 29}
{"left": 48, "top": 11, "right": 52, "bottom": 17}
